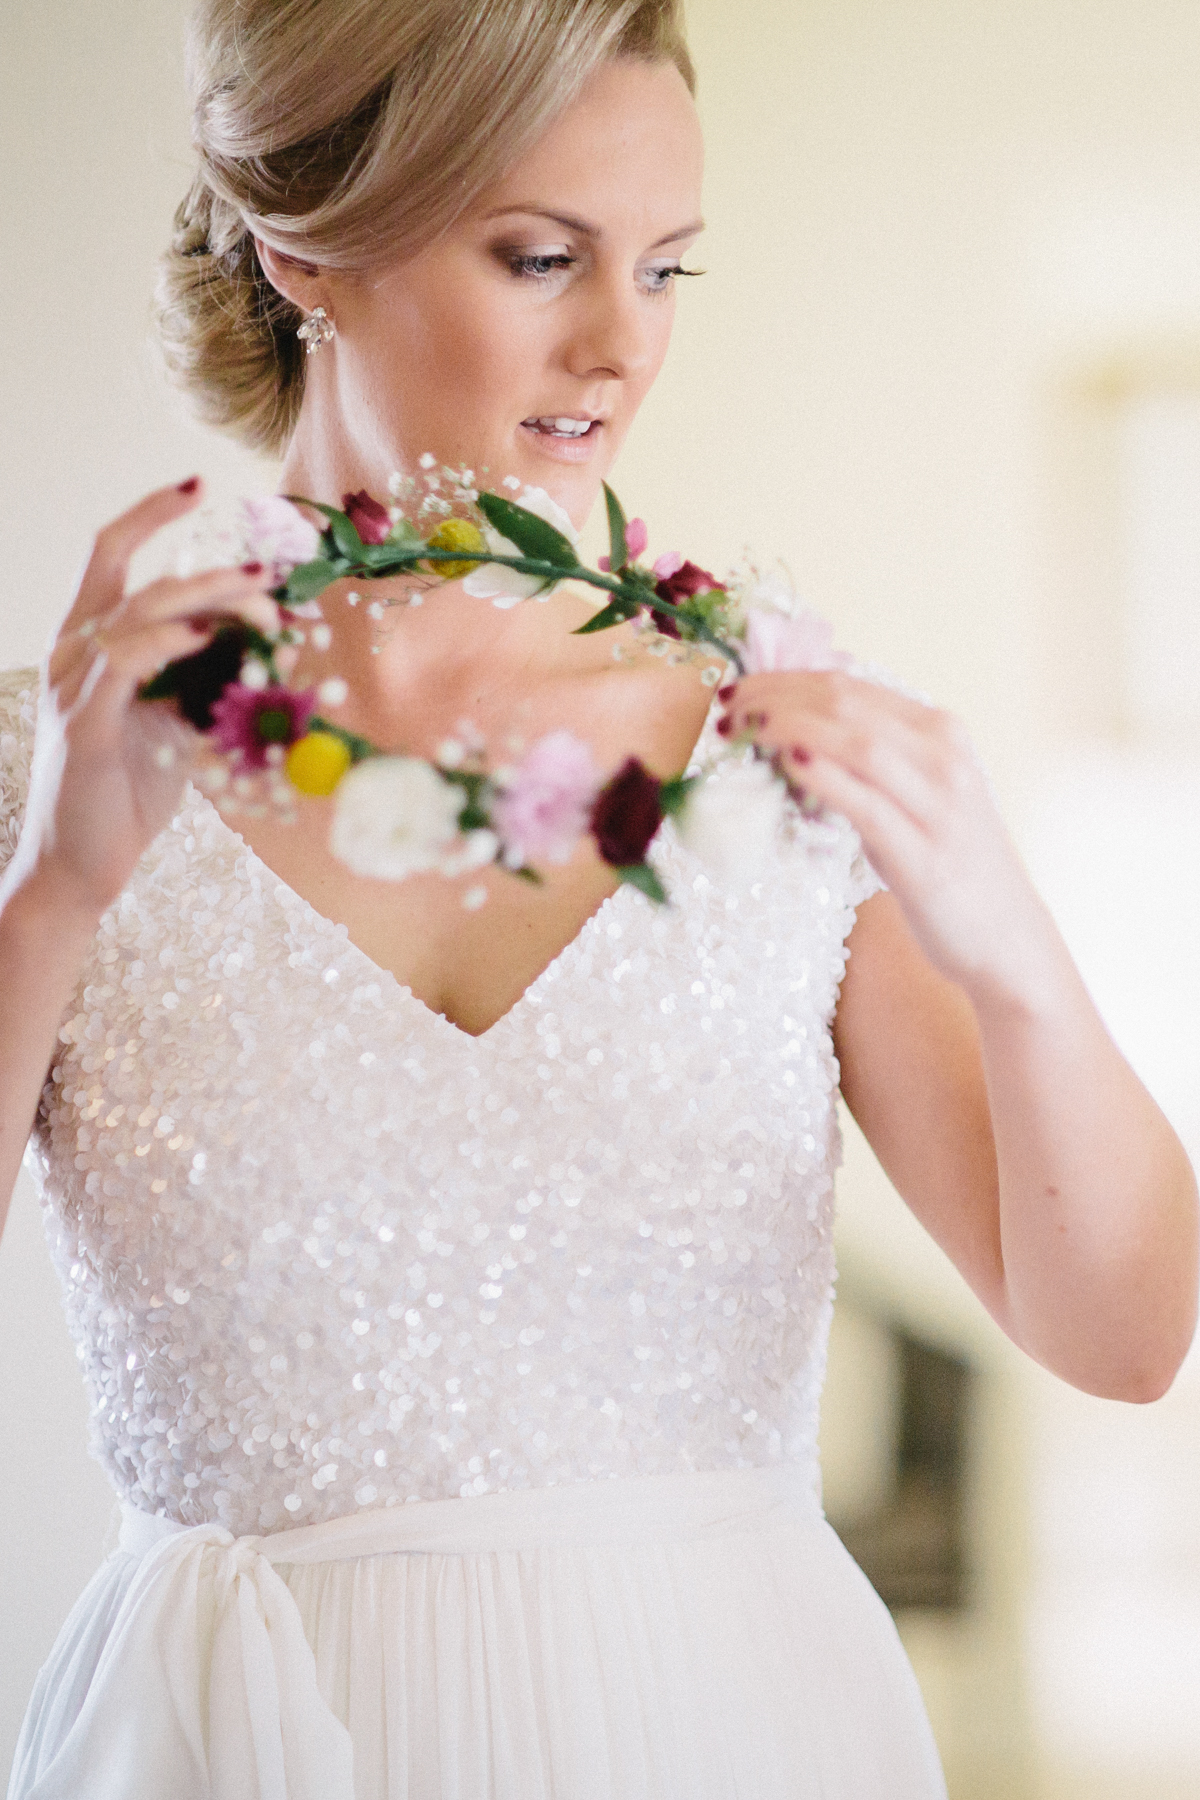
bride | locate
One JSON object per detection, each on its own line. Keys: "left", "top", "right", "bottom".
{"left": 2, "top": 1, "right": 1196, "bottom": 1795}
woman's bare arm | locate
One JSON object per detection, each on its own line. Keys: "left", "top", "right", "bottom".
{"left": 0, "top": 876, "right": 110, "bottom": 1229}
{"left": 722, "top": 670, "right": 1199, "bottom": 1400}
{"left": 835, "top": 890, "right": 1197, "bottom": 1400}
{"left": 0, "top": 480, "right": 281, "bottom": 1237}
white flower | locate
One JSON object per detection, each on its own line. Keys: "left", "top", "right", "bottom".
{"left": 517, "top": 486, "right": 576, "bottom": 538}
{"left": 240, "top": 495, "right": 322, "bottom": 580}
{"left": 676, "top": 760, "right": 788, "bottom": 884}
{"left": 744, "top": 566, "right": 804, "bottom": 618}
{"left": 462, "top": 486, "right": 580, "bottom": 607}
{"left": 330, "top": 757, "right": 463, "bottom": 881}
{"left": 439, "top": 829, "right": 500, "bottom": 878}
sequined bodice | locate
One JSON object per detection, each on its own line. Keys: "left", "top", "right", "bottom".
{"left": 2, "top": 670, "right": 878, "bottom": 1535}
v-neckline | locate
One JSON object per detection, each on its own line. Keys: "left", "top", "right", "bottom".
{"left": 184, "top": 695, "right": 718, "bottom": 1046}
{"left": 193, "top": 790, "right": 630, "bottom": 1046}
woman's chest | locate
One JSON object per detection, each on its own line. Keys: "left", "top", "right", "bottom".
{"left": 36, "top": 795, "right": 854, "bottom": 1278}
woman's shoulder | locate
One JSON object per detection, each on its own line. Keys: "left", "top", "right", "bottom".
{"left": 1, "top": 666, "right": 40, "bottom": 870}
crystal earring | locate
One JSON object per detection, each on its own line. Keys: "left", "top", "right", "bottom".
{"left": 297, "top": 306, "right": 335, "bottom": 354}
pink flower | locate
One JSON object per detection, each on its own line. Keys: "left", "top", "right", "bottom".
{"left": 493, "top": 731, "right": 601, "bottom": 865}
{"left": 240, "top": 496, "right": 322, "bottom": 584}
{"left": 342, "top": 490, "right": 391, "bottom": 545}
{"left": 741, "top": 608, "right": 845, "bottom": 674}
{"left": 209, "top": 682, "right": 317, "bottom": 770}
{"left": 599, "top": 518, "right": 649, "bottom": 571}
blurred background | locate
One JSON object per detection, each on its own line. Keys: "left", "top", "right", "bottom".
{"left": 2, "top": 1, "right": 1199, "bottom": 1792}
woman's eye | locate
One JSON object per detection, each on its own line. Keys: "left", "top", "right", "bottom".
{"left": 640, "top": 264, "right": 701, "bottom": 294}
{"left": 505, "top": 251, "right": 575, "bottom": 281}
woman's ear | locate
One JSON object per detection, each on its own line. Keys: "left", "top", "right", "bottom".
{"left": 255, "top": 239, "right": 326, "bottom": 313}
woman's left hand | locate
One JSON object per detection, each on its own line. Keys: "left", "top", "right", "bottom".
{"left": 719, "top": 670, "right": 1056, "bottom": 1006}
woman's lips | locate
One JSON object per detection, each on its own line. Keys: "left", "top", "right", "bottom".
{"left": 519, "top": 417, "right": 604, "bottom": 463}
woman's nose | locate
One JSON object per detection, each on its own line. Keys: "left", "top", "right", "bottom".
{"left": 563, "top": 274, "right": 656, "bottom": 383}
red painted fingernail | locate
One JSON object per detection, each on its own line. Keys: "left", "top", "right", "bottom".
{"left": 177, "top": 476, "right": 200, "bottom": 495}
{"left": 241, "top": 561, "right": 264, "bottom": 576}
{"left": 790, "top": 746, "right": 811, "bottom": 765}
{"left": 717, "top": 684, "right": 737, "bottom": 701}
{"left": 716, "top": 716, "right": 732, "bottom": 737}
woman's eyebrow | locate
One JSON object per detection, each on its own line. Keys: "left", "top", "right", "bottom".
{"left": 482, "top": 205, "right": 704, "bottom": 248}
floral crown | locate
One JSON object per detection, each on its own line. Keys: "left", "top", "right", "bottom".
{"left": 140, "top": 464, "right": 844, "bottom": 905}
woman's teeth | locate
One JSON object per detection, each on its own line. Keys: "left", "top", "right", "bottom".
{"left": 524, "top": 417, "right": 597, "bottom": 438}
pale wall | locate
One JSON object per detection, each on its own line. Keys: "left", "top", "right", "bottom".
{"left": 3, "top": 2, "right": 1200, "bottom": 1794}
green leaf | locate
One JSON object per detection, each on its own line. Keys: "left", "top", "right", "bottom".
{"left": 573, "top": 597, "right": 637, "bottom": 636}
{"left": 282, "top": 558, "right": 343, "bottom": 604}
{"left": 283, "top": 494, "right": 340, "bottom": 522}
{"left": 477, "top": 492, "right": 580, "bottom": 567}
{"left": 328, "top": 512, "right": 367, "bottom": 562}
{"left": 616, "top": 863, "right": 668, "bottom": 904}
{"left": 658, "top": 775, "right": 697, "bottom": 817}
{"left": 603, "top": 482, "right": 629, "bottom": 573}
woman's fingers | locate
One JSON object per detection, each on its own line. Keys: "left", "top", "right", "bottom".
{"left": 723, "top": 672, "right": 970, "bottom": 832}
{"left": 54, "top": 620, "right": 212, "bottom": 715}
{"left": 108, "top": 566, "right": 282, "bottom": 637}
{"left": 98, "top": 618, "right": 226, "bottom": 692}
{"left": 50, "top": 566, "right": 280, "bottom": 691}
{"left": 65, "top": 477, "right": 206, "bottom": 630}
{"left": 781, "top": 747, "right": 931, "bottom": 889}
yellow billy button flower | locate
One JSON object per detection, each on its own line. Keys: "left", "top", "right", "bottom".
{"left": 425, "top": 518, "right": 489, "bottom": 580}
{"left": 286, "top": 731, "right": 353, "bottom": 797}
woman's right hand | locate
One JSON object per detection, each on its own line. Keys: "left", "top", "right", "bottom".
{"left": 16, "top": 478, "right": 282, "bottom": 917}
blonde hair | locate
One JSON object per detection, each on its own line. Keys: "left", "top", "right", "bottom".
{"left": 156, "top": 0, "right": 695, "bottom": 454}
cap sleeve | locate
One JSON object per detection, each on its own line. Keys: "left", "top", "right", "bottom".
{"left": 0, "top": 668, "right": 39, "bottom": 882}
{"left": 846, "top": 839, "right": 885, "bottom": 911}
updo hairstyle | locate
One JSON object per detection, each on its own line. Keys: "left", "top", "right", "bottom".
{"left": 156, "top": 0, "right": 695, "bottom": 455}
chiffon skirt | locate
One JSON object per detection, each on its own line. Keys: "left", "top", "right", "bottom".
{"left": 9, "top": 1462, "right": 946, "bottom": 1800}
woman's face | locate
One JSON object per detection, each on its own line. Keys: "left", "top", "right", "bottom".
{"left": 313, "top": 58, "right": 704, "bottom": 527}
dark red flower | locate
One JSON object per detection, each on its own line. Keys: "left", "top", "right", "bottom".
{"left": 342, "top": 490, "right": 391, "bottom": 545}
{"left": 654, "top": 558, "right": 718, "bottom": 606}
{"left": 209, "top": 682, "right": 317, "bottom": 770}
{"left": 590, "top": 758, "right": 663, "bottom": 867}
{"left": 648, "top": 557, "right": 719, "bottom": 640}
{"left": 142, "top": 624, "right": 254, "bottom": 730}
{"left": 645, "top": 605, "right": 682, "bottom": 640}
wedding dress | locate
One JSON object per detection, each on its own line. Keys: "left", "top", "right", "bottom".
{"left": 1, "top": 666, "right": 946, "bottom": 1799}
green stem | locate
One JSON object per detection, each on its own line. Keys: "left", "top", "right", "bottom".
{"left": 318, "top": 549, "right": 745, "bottom": 672}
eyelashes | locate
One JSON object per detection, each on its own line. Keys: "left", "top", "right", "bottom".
{"left": 505, "top": 252, "right": 575, "bottom": 281}
{"left": 501, "top": 251, "right": 704, "bottom": 293}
